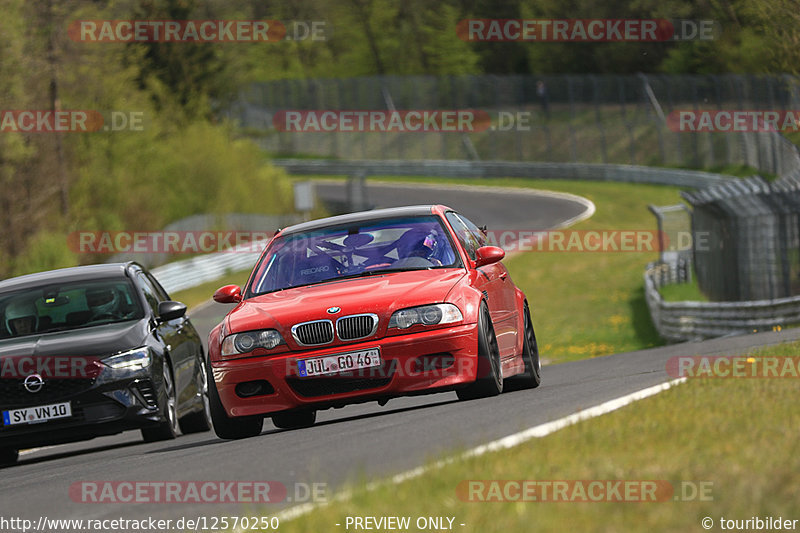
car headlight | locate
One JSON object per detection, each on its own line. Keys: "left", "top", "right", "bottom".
{"left": 102, "top": 347, "right": 151, "bottom": 370}
{"left": 221, "top": 329, "right": 285, "bottom": 357}
{"left": 388, "top": 304, "right": 463, "bottom": 329}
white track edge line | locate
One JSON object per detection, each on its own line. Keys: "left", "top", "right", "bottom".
{"left": 273, "top": 377, "right": 686, "bottom": 524}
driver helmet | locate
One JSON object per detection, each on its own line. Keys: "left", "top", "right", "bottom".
{"left": 410, "top": 229, "right": 441, "bottom": 261}
{"left": 5, "top": 299, "right": 38, "bottom": 335}
{"left": 86, "top": 287, "right": 120, "bottom": 317}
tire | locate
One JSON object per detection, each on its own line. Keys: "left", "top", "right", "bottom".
{"left": 271, "top": 410, "right": 317, "bottom": 430}
{"left": 178, "top": 360, "right": 213, "bottom": 434}
{"left": 0, "top": 448, "right": 18, "bottom": 467}
{"left": 141, "top": 359, "right": 179, "bottom": 442}
{"left": 207, "top": 361, "right": 263, "bottom": 440}
{"left": 457, "top": 301, "right": 503, "bottom": 401}
{"left": 508, "top": 302, "right": 541, "bottom": 390}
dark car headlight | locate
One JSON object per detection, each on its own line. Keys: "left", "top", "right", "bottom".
{"left": 388, "top": 304, "right": 463, "bottom": 330}
{"left": 101, "top": 347, "right": 151, "bottom": 370}
{"left": 221, "top": 329, "right": 285, "bottom": 357}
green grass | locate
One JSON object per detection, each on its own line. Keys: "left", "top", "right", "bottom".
{"left": 169, "top": 269, "right": 252, "bottom": 311}
{"left": 659, "top": 278, "right": 708, "bottom": 302}
{"left": 273, "top": 342, "right": 800, "bottom": 533}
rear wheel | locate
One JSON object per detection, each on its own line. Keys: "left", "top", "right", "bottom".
{"left": 457, "top": 302, "right": 503, "bottom": 401}
{"left": 179, "top": 361, "right": 213, "bottom": 434}
{"left": 0, "top": 448, "right": 18, "bottom": 467}
{"left": 207, "top": 361, "right": 263, "bottom": 440}
{"left": 141, "top": 360, "right": 179, "bottom": 442}
{"left": 271, "top": 410, "right": 317, "bottom": 430}
{"left": 508, "top": 302, "right": 541, "bottom": 389}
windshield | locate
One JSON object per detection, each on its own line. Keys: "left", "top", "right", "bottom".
{"left": 0, "top": 278, "right": 145, "bottom": 339}
{"left": 248, "top": 215, "right": 460, "bottom": 295}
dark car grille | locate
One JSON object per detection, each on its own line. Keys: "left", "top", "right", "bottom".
{"left": 292, "top": 320, "right": 334, "bottom": 346}
{"left": 337, "top": 314, "right": 378, "bottom": 341}
{"left": 0, "top": 395, "right": 126, "bottom": 435}
{"left": 287, "top": 376, "right": 392, "bottom": 398}
{"left": 0, "top": 378, "right": 96, "bottom": 408}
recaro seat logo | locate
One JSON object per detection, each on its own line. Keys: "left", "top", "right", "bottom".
{"left": 301, "top": 265, "right": 329, "bottom": 276}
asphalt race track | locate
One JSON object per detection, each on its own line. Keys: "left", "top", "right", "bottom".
{"left": 4, "top": 182, "right": 797, "bottom": 522}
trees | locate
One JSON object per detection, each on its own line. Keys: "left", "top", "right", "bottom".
{"left": 1, "top": 0, "right": 797, "bottom": 277}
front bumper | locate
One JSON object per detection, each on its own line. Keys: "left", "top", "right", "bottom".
{"left": 211, "top": 323, "right": 479, "bottom": 417}
{"left": 0, "top": 373, "right": 164, "bottom": 449}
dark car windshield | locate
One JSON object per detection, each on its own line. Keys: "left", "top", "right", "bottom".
{"left": 248, "top": 215, "right": 461, "bottom": 295}
{"left": 0, "top": 278, "right": 145, "bottom": 339}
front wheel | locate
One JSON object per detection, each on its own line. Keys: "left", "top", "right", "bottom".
{"left": 508, "top": 302, "right": 541, "bottom": 389}
{"left": 141, "top": 359, "right": 179, "bottom": 442}
{"left": 179, "top": 361, "right": 213, "bottom": 434}
{"left": 207, "top": 361, "right": 263, "bottom": 440}
{"left": 457, "top": 302, "right": 503, "bottom": 401}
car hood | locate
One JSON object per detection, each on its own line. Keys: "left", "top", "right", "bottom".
{"left": 227, "top": 268, "right": 466, "bottom": 334}
{"left": 0, "top": 319, "right": 149, "bottom": 359}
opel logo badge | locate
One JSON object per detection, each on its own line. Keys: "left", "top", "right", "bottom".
{"left": 327, "top": 306, "right": 341, "bottom": 314}
{"left": 24, "top": 373, "right": 44, "bottom": 394}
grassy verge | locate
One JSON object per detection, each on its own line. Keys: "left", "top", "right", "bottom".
{"left": 275, "top": 342, "right": 800, "bottom": 533}
{"left": 169, "top": 269, "right": 252, "bottom": 311}
{"left": 659, "top": 278, "right": 708, "bottom": 302}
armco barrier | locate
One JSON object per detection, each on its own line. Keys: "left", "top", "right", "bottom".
{"left": 272, "top": 159, "right": 731, "bottom": 188}
{"left": 150, "top": 238, "right": 267, "bottom": 295}
{"left": 644, "top": 263, "right": 799, "bottom": 342}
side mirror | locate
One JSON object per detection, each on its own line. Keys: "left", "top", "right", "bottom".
{"left": 158, "top": 300, "right": 187, "bottom": 322}
{"left": 474, "top": 246, "right": 505, "bottom": 267}
{"left": 213, "top": 285, "right": 242, "bottom": 304}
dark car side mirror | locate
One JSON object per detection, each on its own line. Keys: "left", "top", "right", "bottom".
{"left": 474, "top": 246, "right": 505, "bottom": 267}
{"left": 158, "top": 300, "right": 187, "bottom": 322}
{"left": 213, "top": 285, "right": 242, "bottom": 304}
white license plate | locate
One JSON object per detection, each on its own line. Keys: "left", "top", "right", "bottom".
{"left": 298, "top": 348, "right": 381, "bottom": 378}
{"left": 3, "top": 402, "right": 72, "bottom": 426}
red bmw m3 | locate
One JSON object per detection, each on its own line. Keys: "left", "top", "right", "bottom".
{"left": 207, "top": 205, "right": 540, "bottom": 439}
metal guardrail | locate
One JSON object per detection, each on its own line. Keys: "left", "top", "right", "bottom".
{"left": 273, "top": 159, "right": 731, "bottom": 188}
{"left": 644, "top": 263, "right": 798, "bottom": 342}
{"left": 117, "top": 213, "right": 302, "bottom": 295}
{"left": 150, "top": 239, "right": 267, "bottom": 295}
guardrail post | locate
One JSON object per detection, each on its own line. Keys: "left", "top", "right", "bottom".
{"left": 347, "top": 171, "right": 369, "bottom": 212}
